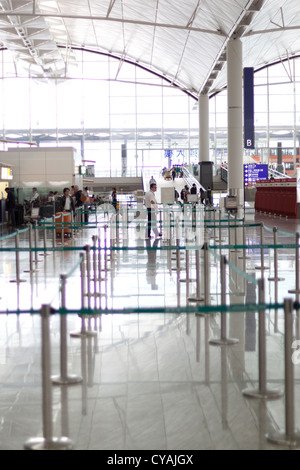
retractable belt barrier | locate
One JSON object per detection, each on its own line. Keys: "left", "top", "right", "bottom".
{"left": 2, "top": 204, "right": 300, "bottom": 449}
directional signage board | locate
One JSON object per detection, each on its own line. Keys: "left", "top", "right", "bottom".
{"left": 244, "top": 163, "right": 268, "bottom": 187}
{"left": 244, "top": 67, "right": 255, "bottom": 149}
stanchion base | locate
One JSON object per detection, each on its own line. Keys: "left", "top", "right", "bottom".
{"left": 266, "top": 430, "right": 300, "bottom": 447}
{"left": 242, "top": 388, "right": 282, "bottom": 400}
{"left": 209, "top": 337, "right": 239, "bottom": 346}
{"left": 188, "top": 296, "right": 204, "bottom": 302}
{"left": 255, "top": 266, "right": 269, "bottom": 270}
{"left": 51, "top": 374, "right": 83, "bottom": 386}
{"left": 24, "top": 436, "right": 73, "bottom": 450}
{"left": 10, "top": 279, "right": 26, "bottom": 283}
{"left": 238, "top": 256, "right": 251, "bottom": 260}
{"left": 268, "top": 277, "right": 285, "bottom": 282}
{"left": 70, "top": 330, "right": 97, "bottom": 338}
{"left": 24, "top": 269, "right": 39, "bottom": 273}
{"left": 84, "top": 293, "right": 106, "bottom": 299}
{"left": 288, "top": 289, "right": 300, "bottom": 294}
{"left": 180, "top": 278, "right": 196, "bottom": 283}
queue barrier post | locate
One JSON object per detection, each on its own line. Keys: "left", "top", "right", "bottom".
{"left": 266, "top": 298, "right": 300, "bottom": 447}
{"left": 70, "top": 254, "right": 97, "bottom": 339}
{"left": 255, "top": 223, "right": 269, "bottom": 272}
{"left": 288, "top": 233, "right": 300, "bottom": 294}
{"left": 268, "top": 227, "right": 285, "bottom": 282}
{"left": 187, "top": 237, "right": 204, "bottom": 303}
{"left": 52, "top": 274, "right": 82, "bottom": 386}
{"left": 242, "top": 278, "right": 282, "bottom": 400}
{"left": 40, "top": 218, "right": 50, "bottom": 257}
{"left": 10, "top": 229, "right": 26, "bottom": 284}
{"left": 34, "top": 221, "right": 42, "bottom": 265}
{"left": 238, "top": 223, "right": 250, "bottom": 260}
{"left": 84, "top": 245, "right": 97, "bottom": 336}
{"left": 24, "top": 224, "right": 38, "bottom": 273}
{"left": 209, "top": 255, "right": 239, "bottom": 346}
{"left": 52, "top": 216, "right": 56, "bottom": 249}
{"left": 24, "top": 304, "right": 73, "bottom": 450}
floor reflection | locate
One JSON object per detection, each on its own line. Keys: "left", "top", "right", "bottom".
{"left": 0, "top": 207, "right": 300, "bottom": 449}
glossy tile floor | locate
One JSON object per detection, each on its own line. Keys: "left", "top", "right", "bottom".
{"left": 1, "top": 202, "right": 300, "bottom": 450}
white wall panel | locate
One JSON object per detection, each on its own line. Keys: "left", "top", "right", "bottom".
{"left": 46, "top": 150, "right": 74, "bottom": 174}
{"left": 47, "top": 175, "right": 73, "bottom": 187}
{"left": 0, "top": 147, "right": 79, "bottom": 190}
{"left": 19, "top": 151, "right": 46, "bottom": 175}
{"left": 19, "top": 176, "right": 47, "bottom": 188}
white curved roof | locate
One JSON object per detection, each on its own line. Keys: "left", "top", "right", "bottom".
{"left": 0, "top": 0, "right": 299, "bottom": 97}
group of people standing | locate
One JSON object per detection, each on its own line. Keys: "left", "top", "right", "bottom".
{"left": 180, "top": 184, "right": 212, "bottom": 205}
{"left": 4, "top": 184, "right": 91, "bottom": 229}
{"left": 5, "top": 186, "right": 43, "bottom": 228}
{"left": 171, "top": 165, "right": 184, "bottom": 180}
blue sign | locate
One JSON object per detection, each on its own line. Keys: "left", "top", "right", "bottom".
{"left": 244, "top": 163, "right": 268, "bottom": 186}
{"left": 244, "top": 67, "right": 255, "bottom": 149}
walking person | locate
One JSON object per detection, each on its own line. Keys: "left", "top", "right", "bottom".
{"left": 172, "top": 167, "right": 176, "bottom": 181}
{"left": 74, "top": 185, "right": 83, "bottom": 208}
{"left": 5, "top": 187, "right": 16, "bottom": 227}
{"left": 82, "top": 186, "right": 90, "bottom": 223}
{"left": 58, "top": 187, "right": 75, "bottom": 239}
{"left": 145, "top": 183, "right": 162, "bottom": 239}
{"left": 191, "top": 183, "right": 197, "bottom": 195}
{"left": 184, "top": 185, "right": 190, "bottom": 203}
{"left": 111, "top": 187, "right": 118, "bottom": 212}
{"left": 206, "top": 186, "right": 212, "bottom": 205}
{"left": 190, "top": 183, "right": 198, "bottom": 204}
{"left": 149, "top": 176, "right": 157, "bottom": 186}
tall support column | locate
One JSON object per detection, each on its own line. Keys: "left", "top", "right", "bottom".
{"left": 199, "top": 94, "right": 210, "bottom": 162}
{"left": 227, "top": 37, "right": 244, "bottom": 209}
{"left": 199, "top": 93, "right": 213, "bottom": 189}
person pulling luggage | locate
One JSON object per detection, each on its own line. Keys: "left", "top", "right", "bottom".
{"left": 59, "top": 187, "right": 75, "bottom": 213}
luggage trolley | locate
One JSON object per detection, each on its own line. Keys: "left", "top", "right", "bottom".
{"left": 55, "top": 211, "right": 72, "bottom": 239}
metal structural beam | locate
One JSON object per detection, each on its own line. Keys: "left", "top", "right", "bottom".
{"left": 0, "top": 11, "right": 225, "bottom": 35}
{"left": 200, "top": 0, "right": 266, "bottom": 95}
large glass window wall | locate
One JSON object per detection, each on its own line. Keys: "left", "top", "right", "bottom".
{"left": 1, "top": 48, "right": 300, "bottom": 177}
{"left": 0, "top": 49, "right": 199, "bottom": 177}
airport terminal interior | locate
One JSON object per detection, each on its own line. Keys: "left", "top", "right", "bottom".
{"left": 1, "top": 0, "right": 300, "bottom": 452}
{"left": 1, "top": 188, "right": 300, "bottom": 451}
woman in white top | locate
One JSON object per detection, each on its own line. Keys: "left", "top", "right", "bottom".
{"left": 30, "top": 187, "right": 40, "bottom": 207}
